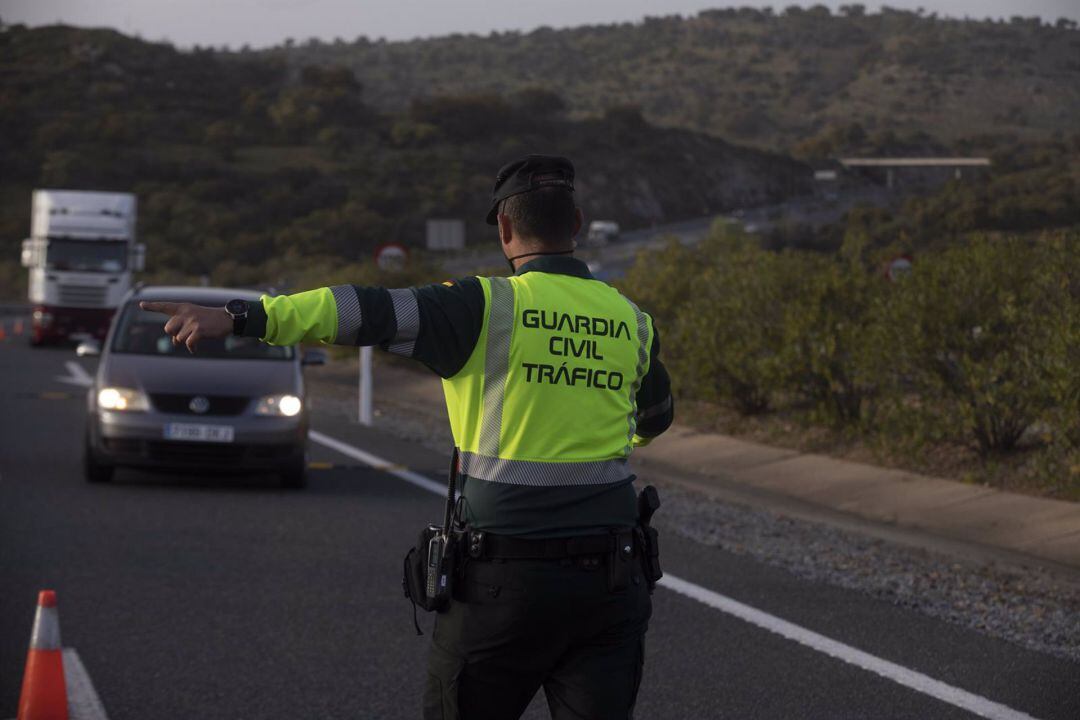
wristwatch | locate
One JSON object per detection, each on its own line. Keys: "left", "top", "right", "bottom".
{"left": 225, "top": 299, "right": 250, "bottom": 336}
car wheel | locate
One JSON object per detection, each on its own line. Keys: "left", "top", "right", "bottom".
{"left": 280, "top": 453, "right": 307, "bottom": 490}
{"left": 83, "top": 440, "right": 114, "bottom": 484}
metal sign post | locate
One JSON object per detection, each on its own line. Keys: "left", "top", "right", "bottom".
{"left": 358, "top": 345, "right": 373, "bottom": 426}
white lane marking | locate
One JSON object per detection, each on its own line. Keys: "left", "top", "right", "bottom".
{"left": 659, "top": 575, "right": 1039, "bottom": 720}
{"left": 310, "top": 429, "right": 1044, "bottom": 720}
{"left": 308, "top": 430, "right": 446, "bottom": 495}
{"left": 63, "top": 648, "right": 109, "bottom": 720}
{"left": 56, "top": 361, "right": 93, "bottom": 388}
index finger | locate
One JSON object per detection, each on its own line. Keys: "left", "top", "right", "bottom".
{"left": 139, "top": 301, "right": 181, "bottom": 315}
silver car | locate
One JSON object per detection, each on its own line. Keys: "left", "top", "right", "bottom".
{"left": 81, "top": 286, "right": 324, "bottom": 488}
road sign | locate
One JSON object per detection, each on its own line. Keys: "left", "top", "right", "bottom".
{"left": 426, "top": 219, "right": 465, "bottom": 251}
{"left": 374, "top": 243, "right": 409, "bottom": 271}
{"left": 886, "top": 255, "right": 913, "bottom": 282}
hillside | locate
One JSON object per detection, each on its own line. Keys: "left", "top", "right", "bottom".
{"left": 267, "top": 7, "right": 1080, "bottom": 152}
{"left": 0, "top": 23, "right": 810, "bottom": 291}
{"left": 2, "top": 13, "right": 1077, "bottom": 299}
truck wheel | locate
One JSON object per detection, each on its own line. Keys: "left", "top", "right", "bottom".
{"left": 279, "top": 453, "right": 307, "bottom": 490}
{"left": 84, "top": 442, "right": 114, "bottom": 484}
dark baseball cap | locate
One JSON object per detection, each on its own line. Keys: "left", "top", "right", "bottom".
{"left": 485, "top": 155, "right": 575, "bottom": 225}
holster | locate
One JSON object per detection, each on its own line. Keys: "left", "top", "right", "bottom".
{"left": 635, "top": 484, "right": 663, "bottom": 593}
{"left": 636, "top": 525, "right": 662, "bottom": 593}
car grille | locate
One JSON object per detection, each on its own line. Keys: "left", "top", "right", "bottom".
{"left": 102, "top": 440, "right": 296, "bottom": 466}
{"left": 146, "top": 441, "right": 248, "bottom": 464}
{"left": 149, "top": 394, "right": 251, "bottom": 416}
{"left": 58, "top": 284, "right": 107, "bottom": 307}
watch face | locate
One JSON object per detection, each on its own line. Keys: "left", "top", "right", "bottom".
{"left": 226, "top": 299, "right": 249, "bottom": 316}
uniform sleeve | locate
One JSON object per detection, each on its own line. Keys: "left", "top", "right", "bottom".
{"left": 243, "top": 279, "right": 486, "bottom": 378}
{"left": 408, "top": 278, "right": 486, "bottom": 378}
{"left": 243, "top": 285, "right": 359, "bottom": 346}
{"left": 632, "top": 322, "right": 674, "bottom": 447}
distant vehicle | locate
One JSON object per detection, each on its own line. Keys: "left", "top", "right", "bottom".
{"left": 80, "top": 286, "right": 324, "bottom": 488}
{"left": 586, "top": 220, "right": 621, "bottom": 246}
{"left": 20, "top": 190, "right": 145, "bottom": 345}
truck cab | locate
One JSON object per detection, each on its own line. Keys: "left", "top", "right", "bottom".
{"left": 20, "top": 190, "right": 144, "bottom": 345}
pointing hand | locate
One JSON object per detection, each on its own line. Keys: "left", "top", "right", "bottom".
{"left": 139, "top": 301, "right": 233, "bottom": 353}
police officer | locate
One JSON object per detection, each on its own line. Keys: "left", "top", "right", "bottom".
{"left": 142, "top": 155, "right": 673, "bottom": 719}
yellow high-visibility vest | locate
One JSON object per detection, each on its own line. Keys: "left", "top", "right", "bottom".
{"left": 443, "top": 273, "right": 653, "bottom": 486}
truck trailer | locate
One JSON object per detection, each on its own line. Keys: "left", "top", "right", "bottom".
{"left": 20, "top": 190, "right": 144, "bottom": 345}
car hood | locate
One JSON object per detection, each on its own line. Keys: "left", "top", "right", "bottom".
{"left": 100, "top": 354, "right": 299, "bottom": 397}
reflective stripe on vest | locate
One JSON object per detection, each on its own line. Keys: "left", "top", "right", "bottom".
{"left": 459, "top": 452, "right": 631, "bottom": 487}
{"left": 443, "top": 274, "right": 653, "bottom": 487}
{"left": 478, "top": 277, "right": 514, "bottom": 457}
{"left": 623, "top": 297, "right": 650, "bottom": 456}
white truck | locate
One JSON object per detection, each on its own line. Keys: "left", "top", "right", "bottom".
{"left": 586, "top": 220, "right": 620, "bottom": 246}
{"left": 20, "top": 190, "right": 144, "bottom": 345}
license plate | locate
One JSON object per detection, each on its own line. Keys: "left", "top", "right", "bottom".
{"left": 163, "top": 423, "right": 235, "bottom": 443}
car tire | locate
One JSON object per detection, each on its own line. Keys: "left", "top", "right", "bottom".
{"left": 280, "top": 453, "right": 307, "bottom": 490}
{"left": 83, "top": 441, "right": 114, "bottom": 484}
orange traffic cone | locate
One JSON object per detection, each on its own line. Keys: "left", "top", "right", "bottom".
{"left": 14, "top": 318, "right": 25, "bottom": 335}
{"left": 17, "top": 590, "right": 68, "bottom": 720}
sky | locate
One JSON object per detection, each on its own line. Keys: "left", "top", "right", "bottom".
{"left": 2, "top": 0, "right": 1077, "bottom": 48}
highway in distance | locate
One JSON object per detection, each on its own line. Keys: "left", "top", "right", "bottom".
{"left": 1, "top": 337, "right": 1078, "bottom": 719}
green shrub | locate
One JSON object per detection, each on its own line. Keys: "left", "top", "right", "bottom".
{"left": 882, "top": 235, "right": 1073, "bottom": 455}
{"left": 618, "top": 235, "right": 699, "bottom": 333}
{"left": 667, "top": 231, "right": 792, "bottom": 414}
{"left": 621, "top": 226, "right": 1078, "bottom": 495}
{"left": 780, "top": 236, "right": 885, "bottom": 426}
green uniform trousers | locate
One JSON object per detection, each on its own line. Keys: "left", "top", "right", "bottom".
{"left": 423, "top": 552, "right": 652, "bottom": 719}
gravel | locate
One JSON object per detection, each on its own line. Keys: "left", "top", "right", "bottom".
{"left": 654, "top": 483, "right": 1080, "bottom": 663}
{"left": 309, "top": 375, "right": 1080, "bottom": 664}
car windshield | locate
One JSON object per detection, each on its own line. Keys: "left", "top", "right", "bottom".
{"left": 47, "top": 239, "right": 128, "bottom": 272}
{"left": 112, "top": 304, "right": 294, "bottom": 360}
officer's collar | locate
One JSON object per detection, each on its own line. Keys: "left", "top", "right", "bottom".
{"left": 514, "top": 255, "right": 594, "bottom": 280}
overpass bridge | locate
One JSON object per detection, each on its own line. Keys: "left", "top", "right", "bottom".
{"left": 837, "top": 157, "right": 992, "bottom": 188}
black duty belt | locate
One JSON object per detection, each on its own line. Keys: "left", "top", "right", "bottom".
{"left": 467, "top": 529, "right": 635, "bottom": 560}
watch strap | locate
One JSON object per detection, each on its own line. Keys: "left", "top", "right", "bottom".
{"left": 231, "top": 312, "right": 247, "bottom": 337}
{"left": 226, "top": 299, "right": 249, "bottom": 337}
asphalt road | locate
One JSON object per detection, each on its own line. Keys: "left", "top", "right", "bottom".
{"left": 2, "top": 335, "right": 1078, "bottom": 719}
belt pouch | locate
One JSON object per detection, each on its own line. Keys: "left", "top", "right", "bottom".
{"left": 404, "top": 525, "right": 451, "bottom": 613}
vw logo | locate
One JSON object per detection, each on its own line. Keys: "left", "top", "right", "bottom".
{"left": 188, "top": 396, "right": 210, "bottom": 414}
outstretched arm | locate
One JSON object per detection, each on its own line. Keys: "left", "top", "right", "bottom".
{"left": 140, "top": 286, "right": 374, "bottom": 352}
{"left": 140, "top": 281, "right": 484, "bottom": 375}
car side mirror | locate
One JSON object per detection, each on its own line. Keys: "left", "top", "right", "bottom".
{"left": 301, "top": 349, "right": 328, "bottom": 366}
{"left": 76, "top": 340, "right": 101, "bottom": 357}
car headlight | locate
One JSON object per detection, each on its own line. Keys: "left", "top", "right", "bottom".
{"left": 98, "top": 387, "right": 149, "bottom": 411}
{"left": 255, "top": 394, "right": 303, "bottom": 417}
